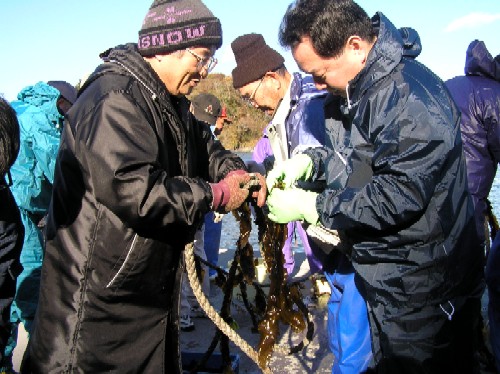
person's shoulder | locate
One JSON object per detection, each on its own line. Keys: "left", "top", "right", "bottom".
{"left": 292, "top": 74, "right": 327, "bottom": 106}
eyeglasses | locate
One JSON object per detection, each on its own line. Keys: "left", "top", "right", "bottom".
{"left": 243, "top": 76, "right": 265, "bottom": 105}
{"left": 185, "top": 48, "right": 218, "bottom": 73}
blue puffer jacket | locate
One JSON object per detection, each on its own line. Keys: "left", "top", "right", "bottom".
{"left": 445, "top": 41, "right": 500, "bottom": 245}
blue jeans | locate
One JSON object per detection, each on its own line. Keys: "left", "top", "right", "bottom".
{"left": 204, "top": 212, "right": 222, "bottom": 277}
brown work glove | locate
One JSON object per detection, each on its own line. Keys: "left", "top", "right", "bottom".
{"left": 210, "top": 170, "right": 251, "bottom": 213}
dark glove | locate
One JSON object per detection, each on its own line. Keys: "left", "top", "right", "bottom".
{"left": 250, "top": 172, "right": 267, "bottom": 208}
{"left": 210, "top": 170, "right": 251, "bottom": 213}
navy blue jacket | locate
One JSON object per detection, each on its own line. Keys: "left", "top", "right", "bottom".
{"left": 306, "top": 13, "right": 484, "bottom": 312}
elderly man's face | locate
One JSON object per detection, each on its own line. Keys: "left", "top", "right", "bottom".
{"left": 237, "top": 73, "right": 282, "bottom": 116}
{"left": 154, "top": 46, "right": 216, "bottom": 96}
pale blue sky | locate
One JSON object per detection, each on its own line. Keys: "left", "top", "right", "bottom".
{"left": 1, "top": 1, "right": 499, "bottom": 101}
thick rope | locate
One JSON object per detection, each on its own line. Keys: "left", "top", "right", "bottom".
{"left": 184, "top": 242, "right": 272, "bottom": 374}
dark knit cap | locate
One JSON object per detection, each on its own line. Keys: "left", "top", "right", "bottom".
{"left": 138, "top": 0, "right": 222, "bottom": 57}
{"left": 231, "top": 33, "right": 285, "bottom": 89}
{"left": 191, "top": 93, "right": 221, "bottom": 125}
{"left": 47, "top": 81, "right": 77, "bottom": 104}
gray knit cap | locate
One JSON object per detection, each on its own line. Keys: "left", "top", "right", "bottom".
{"left": 138, "top": 0, "right": 222, "bottom": 57}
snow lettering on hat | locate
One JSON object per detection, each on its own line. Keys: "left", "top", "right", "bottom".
{"left": 139, "top": 25, "right": 207, "bottom": 48}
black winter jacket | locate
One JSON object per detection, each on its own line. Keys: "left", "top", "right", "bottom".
{"left": 307, "top": 14, "right": 484, "bottom": 314}
{"left": 23, "top": 44, "right": 245, "bottom": 373}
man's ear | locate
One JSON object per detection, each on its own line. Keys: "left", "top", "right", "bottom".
{"left": 265, "top": 71, "right": 281, "bottom": 90}
{"left": 346, "top": 35, "right": 370, "bottom": 63}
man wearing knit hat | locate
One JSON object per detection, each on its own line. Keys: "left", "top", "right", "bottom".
{"left": 231, "top": 32, "right": 373, "bottom": 373}
{"left": 21, "top": 1, "right": 266, "bottom": 373}
{"left": 232, "top": 33, "right": 324, "bottom": 274}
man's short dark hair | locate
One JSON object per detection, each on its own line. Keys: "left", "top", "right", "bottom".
{"left": 0, "top": 97, "right": 20, "bottom": 177}
{"left": 279, "top": 0, "right": 375, "bottom": 58}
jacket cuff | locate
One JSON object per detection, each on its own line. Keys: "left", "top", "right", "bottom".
{"left": 210, "top": 181, "right": 230, "bottom": 211}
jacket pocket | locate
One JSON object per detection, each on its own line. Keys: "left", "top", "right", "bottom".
{"left": 106, "top": 234, "right": 143, "bottom": 290}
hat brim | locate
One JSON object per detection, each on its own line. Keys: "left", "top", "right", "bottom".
{"left": 194, "top": 110, "right": 218, "bottom": 125}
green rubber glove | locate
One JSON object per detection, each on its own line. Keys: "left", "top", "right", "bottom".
{"left": 266, "top": 153, "right": 314, "bottom": 191}
{"left": 266, "top": 188, "right": 319, "bottom": 225}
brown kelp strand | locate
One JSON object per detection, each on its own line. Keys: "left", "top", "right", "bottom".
{"left": 255, "top": 215, "right": 308, "bottom": 369}
{"left": 192, "top": 198, "right": 310, "bottom": 372}
{"left": 216, "top": 203, "right": 259, "bottom": 373}
{"left": 233, "top": 203, "right": 256, "bottom": 283}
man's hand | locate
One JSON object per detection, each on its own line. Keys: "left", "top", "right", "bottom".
{"left": 210, "top": 170, "right": 251, "bottom": 213}
{"left": 266, "top": 153, "right": 314, "bottom": 191}
{"left": 250, "top": 172, "right": 267, "bottom": 207}
{"left": 266, "top": 188, "right": 319, "bottom": 225}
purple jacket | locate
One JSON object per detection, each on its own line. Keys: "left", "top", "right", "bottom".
{"left": 446, "top": 40, "right": 500, "bottom": 244}
{"left": 252, "top": 73, "right": 326, "bottom": 164}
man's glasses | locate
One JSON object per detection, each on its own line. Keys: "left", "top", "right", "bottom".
{"left": 243, "top": 76, "right": 265, "bottom": 105}
{"left": 185, "top": 48, "right": 218, "bottom": 73}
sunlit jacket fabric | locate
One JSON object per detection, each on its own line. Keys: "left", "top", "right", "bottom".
{"left": 445, "top": 40, "right": 500, "bottom": 245}
{"left": 8, "top": 82, "right": 62, "bottom": 333}
{"left": 306, "top": 12, "right": 484, "bottom": 326}
{"left": 23, "top": 43, "right": 245, "bottom": 374}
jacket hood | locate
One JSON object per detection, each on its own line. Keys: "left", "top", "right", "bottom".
{"left": 399, "top": 27, "right": 421, "bottom": 58}
{"left": 465, "top": 40, "right": 500, "bottom": 82}
{"left": 83, "top": 43, "right": 171, "bottom": 103}
{"left": 350, "top": 13, "right": 421, "bottom": 100}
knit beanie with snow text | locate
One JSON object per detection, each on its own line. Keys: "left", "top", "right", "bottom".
{"left": 138, "top": 0, "right": 222, "bottom": 57}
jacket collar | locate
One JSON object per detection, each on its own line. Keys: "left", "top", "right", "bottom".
{"left": 348, "top": 13, "right": 408, "bottom": 102}
{"left": 97, "top": 43, "right": 171, "bottom": 103}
